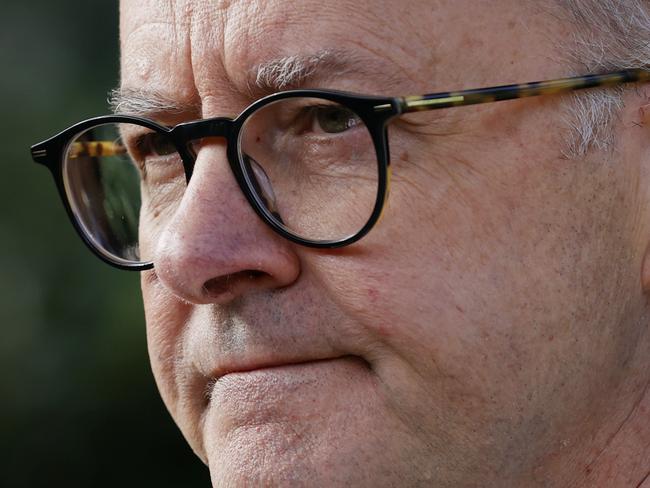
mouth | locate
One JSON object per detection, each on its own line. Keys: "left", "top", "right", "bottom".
{"left": 203, "top": 355, "right": 368, "bottom": 402}
{"left": 210, "top": 355, "right": 361, "bottom": 382}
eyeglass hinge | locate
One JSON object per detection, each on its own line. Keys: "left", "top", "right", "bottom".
{"left": 31, "top": 148, "right": 47, "bottom": 159}
{"left": 373, "top": 98, "right": 406, "bottom": 116}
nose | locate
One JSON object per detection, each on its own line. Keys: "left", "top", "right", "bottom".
{"left": 153, "top": 141, "right": 301, "bottom": 304}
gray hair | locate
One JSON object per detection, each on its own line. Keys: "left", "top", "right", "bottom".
{"left": 557, "top": 0, "right": 650, "bottom": 157}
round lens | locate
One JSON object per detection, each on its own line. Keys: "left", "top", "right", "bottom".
{"left": 63, "top": 122, "right": 184, "bottom": 265}
{"left": 238, "top": 97, "right": 380, "bottom": 243}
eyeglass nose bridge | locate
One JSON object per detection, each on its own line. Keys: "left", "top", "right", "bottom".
{"left": 171, "top": 116, "right": 238, "bottom": 180}
{"left": 174, "top": 116, "right": 236, "bottom": 140}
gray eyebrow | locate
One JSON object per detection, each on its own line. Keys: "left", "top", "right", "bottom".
{"left": 250, "top": 49, "right": 352, "bottom": 93}
{"left": 108, "top": 87, "right": 199, "bottom": 117}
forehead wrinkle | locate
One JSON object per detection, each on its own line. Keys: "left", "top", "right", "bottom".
{"left": 108, "top": 86, "right": 200, "bottom": 118}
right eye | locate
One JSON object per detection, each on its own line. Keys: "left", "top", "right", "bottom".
{"left": 123, "top": 131, "right": 184, "bottom": 186}
{"left": 134, "top": 132, "right": 177, "bottom": 159}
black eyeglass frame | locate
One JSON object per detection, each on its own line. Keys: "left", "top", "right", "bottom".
{"left": 31, "top": 68, "right": 650, "bottom": 271}
{"left": 31, "top": 90, "right": 400, "bottom": 270}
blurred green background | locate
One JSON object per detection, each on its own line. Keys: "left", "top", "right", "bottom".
{"left": 0, "top": 2, "right": 210, "bottom": 486}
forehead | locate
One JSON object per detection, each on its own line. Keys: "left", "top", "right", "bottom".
{"left": 119, "top": 0, "right": 558, "bottom": 115}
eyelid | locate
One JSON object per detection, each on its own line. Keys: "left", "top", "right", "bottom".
{"left": 131, "top": 132, "right": 168, "bottom": 156}
{"left": 122, "top": 132, "right": 146, "bottom": 159}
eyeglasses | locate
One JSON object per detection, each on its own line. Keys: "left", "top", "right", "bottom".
{"left": 31, "top": 69, "right": 650, "bottom": 270}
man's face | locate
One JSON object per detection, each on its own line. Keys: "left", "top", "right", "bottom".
{"left": 120, "top": 0, "right": 648, "bottom": 485}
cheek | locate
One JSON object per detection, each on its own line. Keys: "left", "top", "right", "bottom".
{"left": 307, "top": 121, "right": 642, "bottom": 439}
{"left": 138, "top": 181, "right": 185, "bottom": 262}
{"left": 141, "top": 272, "right": 191, "bottom": 413}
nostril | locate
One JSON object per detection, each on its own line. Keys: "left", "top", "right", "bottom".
{"left": 202, "top": 270, "right": 266, "bottom": 298}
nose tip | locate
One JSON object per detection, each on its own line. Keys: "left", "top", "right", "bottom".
{"left": 150, "top": 144, "right": 300, "bottom": 305}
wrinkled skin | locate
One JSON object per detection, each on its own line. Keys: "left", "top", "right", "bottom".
{"left": 119, "top": 0, "right": 650, "bottom": 486}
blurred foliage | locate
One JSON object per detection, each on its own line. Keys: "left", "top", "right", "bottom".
{"left": 0, "top": 1, "right": 210, "bottom": 486}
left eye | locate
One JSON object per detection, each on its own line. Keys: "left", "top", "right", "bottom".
{"left": 309, "top": 105, "right": 362, "bottom": 134}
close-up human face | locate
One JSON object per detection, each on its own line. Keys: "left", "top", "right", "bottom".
{"left": 117, "top": 0, "right": 650, "bottom": 486}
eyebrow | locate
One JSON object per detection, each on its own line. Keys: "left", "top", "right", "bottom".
{"left": 249, "top": 49, "right": 356, "bottom": 94}
{"left": 108, "top": 87, "right": 200, "bottom": 119}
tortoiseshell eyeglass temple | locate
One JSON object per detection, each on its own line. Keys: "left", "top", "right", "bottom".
{"left": 67, "top": 141, "right": 126, "bottom": 159}
{"left": 375, "top": 68, "right": 650, "bottom": 113}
